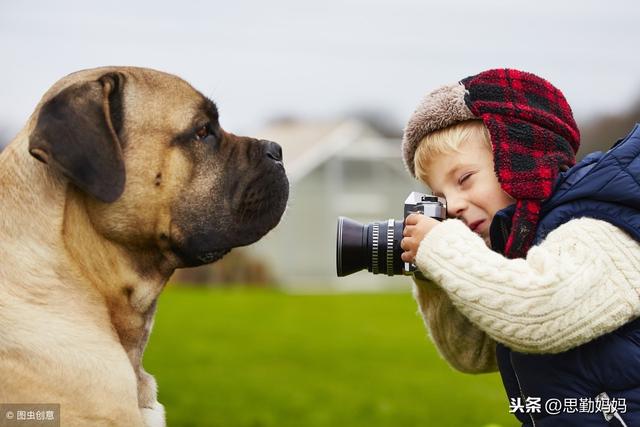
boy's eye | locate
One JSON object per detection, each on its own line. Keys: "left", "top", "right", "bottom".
{"left": 458, "top": 172, "right": 472, "bottom": 185}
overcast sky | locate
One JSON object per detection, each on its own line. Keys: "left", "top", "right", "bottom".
{"left": 1, "top": 0, "right": 640, "bottom": 141}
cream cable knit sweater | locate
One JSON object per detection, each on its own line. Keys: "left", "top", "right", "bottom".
{"left": 412, "top": 217, "right": 640, "bottom": 373}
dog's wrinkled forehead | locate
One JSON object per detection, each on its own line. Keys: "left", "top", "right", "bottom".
{"left": 122, "top": 70, "right": 213, "bottom": 132}
{"left": 38, "top": 66, "right": 211, "bottom": 134}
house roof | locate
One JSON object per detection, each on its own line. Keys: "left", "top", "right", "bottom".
{"left": 255, "top": 118, "right": 400, "bottom": 182}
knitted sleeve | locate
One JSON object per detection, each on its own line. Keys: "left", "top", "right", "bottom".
{"left": 412, "top": 276, "right": 498, "bottom": 373}
{"left": 415, "top": 217, "right": 640, "bottom": 354}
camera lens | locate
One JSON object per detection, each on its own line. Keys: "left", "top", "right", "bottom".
{"left": 336, "top": 217, "right": 404, "bottom": 277}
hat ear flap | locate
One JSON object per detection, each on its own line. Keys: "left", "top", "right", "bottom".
{"left": 28, "top": 72, "right": 126, "bottom": 203}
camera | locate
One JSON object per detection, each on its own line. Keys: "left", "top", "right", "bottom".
{"left": 336, "top": 192, "right": 446, "bottom": 277}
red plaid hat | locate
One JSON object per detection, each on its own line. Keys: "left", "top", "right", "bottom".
{"left": 402, "top": 69, "right": 580, "bottom": 258}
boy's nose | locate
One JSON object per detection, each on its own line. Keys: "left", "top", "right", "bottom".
{"left": 446, "top": 197, "right": 467, "bottom": 219}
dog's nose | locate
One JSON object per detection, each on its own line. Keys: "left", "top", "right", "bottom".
{"left": 263, "top": 140, "right": 283, "bottom": 162}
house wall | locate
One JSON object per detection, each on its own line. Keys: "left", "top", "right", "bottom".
{"left": 247, "top": 154, "right": 425, "bottom": 292}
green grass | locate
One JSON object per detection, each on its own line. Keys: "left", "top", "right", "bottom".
{"left": 144, "top": 286, "right": 518, "bottom": 427}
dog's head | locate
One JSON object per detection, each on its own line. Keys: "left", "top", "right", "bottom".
{"left": 27, "top": 67, "right": 289, "bottom": 267}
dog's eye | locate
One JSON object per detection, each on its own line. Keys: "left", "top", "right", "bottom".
{"left": 195, "top": 125, "right": 211, "bottom": 141}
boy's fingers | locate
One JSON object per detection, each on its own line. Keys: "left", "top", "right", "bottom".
{"left": 401, "top": 250, "right": 414, "bottom": 262}
{"left": 400, "top": 237, "right": 409, "bottom": 250}
{"left": 404, "top": 213, "right": 421, "bottom": 225}
{"left": 403, "top": 225, "right": 414, "bottom": 237}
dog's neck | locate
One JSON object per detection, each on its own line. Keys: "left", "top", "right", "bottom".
{"left": 1, "top": 134, "right": 171, "bottom": 377}
{"left": 63, "top": 189, "right": 169, "bottom": 305}
{"left": 62, "top": 187, "right": 172, "bottom": 370}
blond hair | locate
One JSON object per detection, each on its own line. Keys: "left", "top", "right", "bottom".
{"left": 414, "top": 120, "right": 492, "bottom": 184}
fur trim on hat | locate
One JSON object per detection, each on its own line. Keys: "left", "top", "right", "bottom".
{"left": 402, "top": 83, "right": 475, "bottom": 177}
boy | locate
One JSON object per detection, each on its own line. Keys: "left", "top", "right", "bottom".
{"left": 400, "top": 69, "right": 640, "bottom": 426}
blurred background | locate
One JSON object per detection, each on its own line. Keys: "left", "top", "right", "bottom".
{"left": 1, "top": 1, "right": 640, "bottom": 426}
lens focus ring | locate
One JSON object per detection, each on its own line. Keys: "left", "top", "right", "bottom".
{"left": 386, "top": 219, "right": 394, "bottom": 276}
{"left": 371, "top": 223, "right": 379, "bottom": 274}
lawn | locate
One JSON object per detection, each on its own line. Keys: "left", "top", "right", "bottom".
{"left": 144, "top": 286, "right": 518, "bottom": 427}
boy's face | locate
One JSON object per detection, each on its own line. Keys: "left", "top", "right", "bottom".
{"left": 423, "top": 135, "right": 515, "bottom": 247}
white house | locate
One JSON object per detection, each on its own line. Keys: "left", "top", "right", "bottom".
{"left": 245, "top": 118, "right": 426, "bottom": 292}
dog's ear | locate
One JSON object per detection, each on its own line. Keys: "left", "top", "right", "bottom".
{"left": 29, "top": 72, "right": 126, "bottom": 203}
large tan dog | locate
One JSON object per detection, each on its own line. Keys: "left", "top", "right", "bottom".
{"left": 0, "top": 67, "right": 289, "bottom": 426}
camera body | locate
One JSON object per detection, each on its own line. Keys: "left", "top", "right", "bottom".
{"left": 336, "top": 192, "right": 447, "bottom": 277}
{"left": 401, "top": 192, "right": 447, "bottom": 274}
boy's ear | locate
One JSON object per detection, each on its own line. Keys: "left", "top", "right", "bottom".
{"left": 28, "top": 73, "right": 126, "bottom": 203}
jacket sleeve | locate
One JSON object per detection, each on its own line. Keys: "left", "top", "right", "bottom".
{"left": 415, "top": 217, "right": 640, "bottom": 354}
{"left": 412, "top": 275, "right": 498, "bottom": 373}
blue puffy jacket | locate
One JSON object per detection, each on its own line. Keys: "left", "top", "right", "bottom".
{"left": 488, "top": 124, "right": 640, "bottom": 426}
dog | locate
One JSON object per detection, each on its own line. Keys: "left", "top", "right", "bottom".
{"left": 0, "top": 66, "right": 289, "bottom": 426}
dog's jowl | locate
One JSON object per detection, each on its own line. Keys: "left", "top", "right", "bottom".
{"left": 0, "top": 67, "right": 289, "bottom": 427}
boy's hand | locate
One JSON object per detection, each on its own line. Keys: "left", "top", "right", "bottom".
{"left": 401, "top": 214, "right": 441, "bottom": 263}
